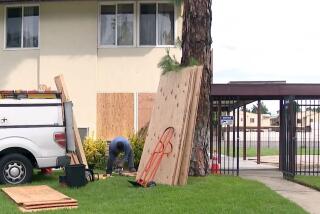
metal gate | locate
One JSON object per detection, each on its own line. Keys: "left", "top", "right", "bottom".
{"left": 212, "top": 96, "right": 320, "bottom": 178}
{"left": 281, "top": 97, "right": 320, "bottom": 179}
{"left": 211, "top": 98, "right": 240, "bottom": 175}
{"left": 281, "top": 97, "right": 296, "bottom": 179}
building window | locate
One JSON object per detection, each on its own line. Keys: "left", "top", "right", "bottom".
{"left": 78, "top": 128, "right": 89, "bottom": 142}
{"left": 250, "top": 118, "right": 255, "bottom": 123}
{"left": 100, "top": 3, "right": 134, "bottom": 46}
{"left": 6, "top": 6, "right": 39, "bottom": 49}
{"left": 139, "top": 3, "right": 174, "bottom": 46}
{"left": 297, "top": 119, "right": 302, "bottom": 124}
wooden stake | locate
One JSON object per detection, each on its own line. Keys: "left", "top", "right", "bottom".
{"left": 54, "top": 75, "right": 87, "bottom": 167}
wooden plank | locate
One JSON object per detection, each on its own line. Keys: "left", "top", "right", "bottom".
{"left": 138, "top": 93, "right": 156, "bottom": 130}
{"left": 19, "top": 205, "right": 78, "bottom": 213}
{"left": 172, "top": 68, "right": 197, "bottom": 185}
{"left": 178, "top": 66, "right": 203, "bottom": 185}
{"left": 54, "top": 75, "right": 87, "bottom": 166}
{"left": 23, "top": 199, "right": 77, "bottom": 207}
{"left": 120, "top": 171, "right": 137, "bottom": 177}
{"left": 137, "top": 67, "right": 196, "bottom": 185}
{"left": 67, "top": 153, "right": 80, "bottom": 165}
{"left": 54, "top": 75, "right": 69, "bottom": 101}
{"left": 72, "top": 118, "right": 87, "bottom": 166}
{"left": 2, "top": 185, "right": 71, "bottom": 205}
{"left": 24, "top": 202, "right": 78, "bottom": 209}
{"left": 97, "top": 93, "right": 134, "bottom": 140}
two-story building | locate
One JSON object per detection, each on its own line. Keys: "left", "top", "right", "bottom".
{"left": 0, "top": 0, "right": 182, "bottom": 140}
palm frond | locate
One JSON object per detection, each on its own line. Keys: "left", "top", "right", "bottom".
{"left": 158, "top": 49, "right": 182, "bottom": 75}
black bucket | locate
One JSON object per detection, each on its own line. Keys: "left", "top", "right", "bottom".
{"left": 65, "top": 164, "right": 87, "bottom": 188}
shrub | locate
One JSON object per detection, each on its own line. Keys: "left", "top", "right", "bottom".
{"left": 83, "top": 137, "right": 107, "bottom": 170}
{"left": 129, "top": 124, "right": 148, "bottom": 168}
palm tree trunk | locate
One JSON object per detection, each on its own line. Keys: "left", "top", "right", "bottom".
{"left": 181, "top": 0, "right": 212, "bottom": 176}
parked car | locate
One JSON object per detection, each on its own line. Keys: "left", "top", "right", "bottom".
{"left": 0, "top": 92, "right": 70, "bottom": 184}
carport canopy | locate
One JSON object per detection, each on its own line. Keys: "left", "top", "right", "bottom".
{"left": 210, "top": 81, "right": 320, "bottom": 111}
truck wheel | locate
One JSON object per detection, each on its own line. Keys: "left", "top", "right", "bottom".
{"left": 0, "top": 153, "right": 33, "bottom": 185}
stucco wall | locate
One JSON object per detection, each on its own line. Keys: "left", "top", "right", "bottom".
{"left": 39, "top": 1, "right": 98, "bottom": 132}
{"left": 0, "top": 1, "right": 183, "bottom": 134}
{"left": 97, "top": 48, "right": 182, "bottom": 93}
{"left": 0, "top": 5, "right": 39, "bottom": 90}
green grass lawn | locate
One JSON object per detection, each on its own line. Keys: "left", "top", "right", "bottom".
{"left": 295, "top": 175, "right": 320, "bottom": 190}
{"left": 296, "top": 147, "right": 320, "bottom": 155}
{"left": 0, "top": 171, "right": 306, "bottom": 214}
{"left": 238, "top": 147, "right": 319, "bottom": 157}
{"left": 223, "top": 148, "right": 279, "bottom": 157}
{"left": 243, "top": 148, "right": 279, "bottom": 157}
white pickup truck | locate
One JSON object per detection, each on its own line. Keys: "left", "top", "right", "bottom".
{"left": 0, "top": 92, "right": 71, "bottom": 184}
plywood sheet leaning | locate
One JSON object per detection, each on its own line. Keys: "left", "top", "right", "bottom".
{"left": 172, "top": 67, "right": 197, "bottom": 185}
{"left": 137, "top": 67, "right": 197, "bottom": 185}
{"left": 97, "top": 93, "right": 134, "bottom": 140}
{"left": 2, "top": 185, "right": 78, "bottom": 212}
{"left": 178, "top": 66, "right": 203, "bottom": 185}
{"left": 54, "top": 75, "right": 87, "bottom": 166}
{"left": 138, "top": 93, "right": 156, "bottom": 130}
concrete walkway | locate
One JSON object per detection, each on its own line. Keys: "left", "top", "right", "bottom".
{"left": 240, "top": 170, "right": 320, "bottom": 214}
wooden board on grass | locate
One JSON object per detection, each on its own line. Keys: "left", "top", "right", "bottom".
{"left": 178, "top": 66, "right": 203, "bottom": 185}
{"left": 23, "top": 199, "right": 77, "bottom": 207}
{"left": 120, "top": 171, "right": 137, "bottom": 177}
{"left": 19, "top": 205, "right": 78, "bottom": 213}
{"left": 137, "top": 67, "right": 197, "bottom": 185}
{"left": 24, "top": 202, "right": 78, "bottom": 209}
{"left": 2, "top": 185, "right": 72, "bottom": 204}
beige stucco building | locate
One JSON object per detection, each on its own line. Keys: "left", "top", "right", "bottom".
{"left": 0, "top": 0, "right": 182, "bottom": 139}
{"left": 230, "top": 111, "right": 272, "bottom": 128}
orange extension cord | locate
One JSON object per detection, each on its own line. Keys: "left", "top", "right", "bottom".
{"left": 136, "top": 127, "right": 175, "bottom": 187}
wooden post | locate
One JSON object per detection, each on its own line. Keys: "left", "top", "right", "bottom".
{"left": 55, "top": 75, "right": 88, "bottom": 167}
{"left": 243, "top": 104, "right": 247, "bottom": 160}
{"left": 236, "top": 107, "right": 240, "bottom": 175}
{"left": 209, "top": 99, "right": 213, "bottom": 159}
{"left": 217, "top": 99, "right": 222, "bottom": 164}
{"left": 257, "top": 100, "right": 261, "bottom": 164}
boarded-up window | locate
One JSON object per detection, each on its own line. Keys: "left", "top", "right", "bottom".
{"left": 97, "top": 93, "right": 134, "bottom": 140}
{"left": 138, "top": 93, "right": 156, "bottom": 129}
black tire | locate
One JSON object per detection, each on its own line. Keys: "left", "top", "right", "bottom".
{"left": 147, "top": 181, "right": 157, "bottom": 188}
{"left": 0, "top": 153, "right": 33, "bottom": 185}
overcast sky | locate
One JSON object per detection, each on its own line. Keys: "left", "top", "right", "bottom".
{"left": 211, "top": 0, "right": 320, "bottom": 114}
{"left": 212, "top": 0, "right": 320, "bottom": 84}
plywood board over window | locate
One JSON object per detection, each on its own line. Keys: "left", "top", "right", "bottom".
{"left": 97, "top": 93, "right": 134, "bottom": 140}
{"left": 138, "top": 93, "right": 156, "bottom": 129}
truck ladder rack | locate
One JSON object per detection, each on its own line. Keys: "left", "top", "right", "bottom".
{"left": 0, "top": 91, "right": 61, "bottom": 99}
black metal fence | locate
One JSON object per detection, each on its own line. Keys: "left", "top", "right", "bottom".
{"left": 293, "top": 99, "right": 320, "bottom": 176}
{"left": 211, "top": 98, "right": 240, "bottom": 175}
{"left": 211, "top": 97, "right": 320, "bottom": 178}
